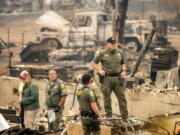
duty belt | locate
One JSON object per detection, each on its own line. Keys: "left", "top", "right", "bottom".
{"left": 105, "top": 72, "right": 120, "bottom": 77}
{"left": 80, "top": 111, "right": 97, "bottom": 118}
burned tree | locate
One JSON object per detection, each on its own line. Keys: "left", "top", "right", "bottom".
{"left": 107, "top": 0, "right": 129, "bottom": 44}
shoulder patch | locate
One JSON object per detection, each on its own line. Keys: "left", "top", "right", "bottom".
{"left": 89, "top": 91, "right": 95, "bottom": 97}
{"left": 62, "top": 89, "right": 67, "bottom": 93}
{"left": 61, "top": 84, "right": 65, "bottom": 89}
{"left": 55, "top": 85, "right": 58, "bottom": 88}
{"left": 76, "top": 90, "right": 83, "bottom": 96}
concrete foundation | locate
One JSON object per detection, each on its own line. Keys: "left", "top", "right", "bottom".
{"left": 156, "top": 67, "right": 180, "bottom": 90}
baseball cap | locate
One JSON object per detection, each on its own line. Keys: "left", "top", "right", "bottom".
{"left": 82, "top": 74, "right": 92, "bottom": 84}
{"left": 20, "top": 70, "right": 29, "bottom": 79}
{"left": 107, "top": 37, "right": 116, "bottom": 44}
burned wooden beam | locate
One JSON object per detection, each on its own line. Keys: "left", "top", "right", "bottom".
{"left": 0, "top": 108, "right": 16, "bottom": 115}
{"left": 130, "top": 29, "right": 157, "bottom": 77}
{"left": 2, "top": 114, "right": 20, "bottom": 123}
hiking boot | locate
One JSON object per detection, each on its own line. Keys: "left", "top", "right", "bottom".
{"left": 104, "top": 114, "right": 112, "bottom": 119}
{"left": 121, "top": 118, "right": 129, "bottom": 124}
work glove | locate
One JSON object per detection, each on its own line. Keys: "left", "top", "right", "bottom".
{"left": 54, "top": 107, "right": 60, "bottom": 112}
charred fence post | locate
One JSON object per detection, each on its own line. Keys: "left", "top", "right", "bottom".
{"left": 8, "top": 52, "right": 13, "bottom": 68}
{"left": 7, "top": 28, "right": 10, "bottom": 59}
{"left": 83, "top": 31, "right": 86, "bottom": 67}
{"left": 7, "top": 28, "right": 12, "bottom": 70}
{"left": 103, "top": 24, "right": 106, "bottom": 40}
{"left": 20, "top": 102, "right": 25, "bottom": 128}
{"left": 67, "top": 30, "right": 70, "bottom": 56}
{"left": 22, "top": 31, "right": 25, "bottom": 51}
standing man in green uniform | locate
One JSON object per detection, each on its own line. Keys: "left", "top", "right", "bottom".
{"left": 45, "top": 69, "right": 67, "bottom": 131}
{"left": 91, "top": 37, "right": 128, "bottom": 122}
{"left": 19, "top": 70, "right": 39, "bottom": 129}
{"left": 76, "top": 74, "right": 102, "bottom": 135}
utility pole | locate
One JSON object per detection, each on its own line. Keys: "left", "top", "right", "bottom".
{"left": 107, "top": 0, "right": 129, "bottom": 44}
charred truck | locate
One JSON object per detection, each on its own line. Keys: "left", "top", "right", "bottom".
{"left": 10, "top": 10, "right": 149, "bottom": 81}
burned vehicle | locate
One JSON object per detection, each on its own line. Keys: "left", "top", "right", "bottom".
{"left": 9, "top": 36, "right": 73, "bottom": 81}
{"left": 9, "top": 11, "right": 178, "bottom": 83}
{"left": 37, "top": 10, "right": 153, "bottom": 52}
{"left": 124, "top": 20, "right": 153, "bottom": 51}
{"left": 0, "top": 38, "right": 15, "bottom": 54}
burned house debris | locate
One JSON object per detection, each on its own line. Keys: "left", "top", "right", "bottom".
{"left": 150, "top": 20, "right": 179, "bottom": 83}
{"left": 20, "top": 37, "right": 62, "bottom": 63}
{"left": 9, "top": 36, "right": 73, "bottom": 81}
{"left": 0, "top": 75, "right": 180, "bottom": 135}
{"left": 0, "top": 0, "right": 180, "bottom": 135}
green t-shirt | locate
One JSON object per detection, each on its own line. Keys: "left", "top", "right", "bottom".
{"left": 93, "top": 48, "right": 125, "bottom": 73}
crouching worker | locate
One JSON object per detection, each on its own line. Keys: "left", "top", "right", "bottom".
{"left": 46, "top": 69, "right": 67, "bottom": 131}
{"left": 76, "top": 74, "right": 102, "bottom": 135}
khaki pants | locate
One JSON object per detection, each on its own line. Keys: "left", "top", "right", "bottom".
{"left": 48, "top": 107, "right": 63, "bottom": 131}
{"left": 24, "top": 109, "right": 38, "bottom": 129}
{"left": 81, "top": 117, "right": 100, "bottom": 135}
{"left": 101, "top": 76, "right": 128, "bottom": 118}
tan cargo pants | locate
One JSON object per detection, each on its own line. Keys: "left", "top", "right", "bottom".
{"left": 24, "top": 109, "right": 38, "bottom": 129}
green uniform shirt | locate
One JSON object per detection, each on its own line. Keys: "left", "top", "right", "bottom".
{"left": 22, "top": 81, "right": 39, "bottom": 110}
{"left": 76, "top": 86, "right": 97, "bottom": 112}
{"left": 46, "top": 79, "right": 67, "bottom": 107}
{"left": 93, "top": 48, "right": 125, "bottom": 73}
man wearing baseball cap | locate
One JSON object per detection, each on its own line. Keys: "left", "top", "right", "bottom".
{"left": 91, "top": 37, "right": 129, "bottom": 123}
{"left": 19, "top": 70, "right": 39, "bottom": 129}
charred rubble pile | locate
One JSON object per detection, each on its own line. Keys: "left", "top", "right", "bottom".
{"left": 127, "top": 71, "right": 180, "bottom": 95}
{"left": 0, "top": 106, "right": 41, "bottom": 134}
{"left": 0, "top": 106, "right": 65, "bottom": 134}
